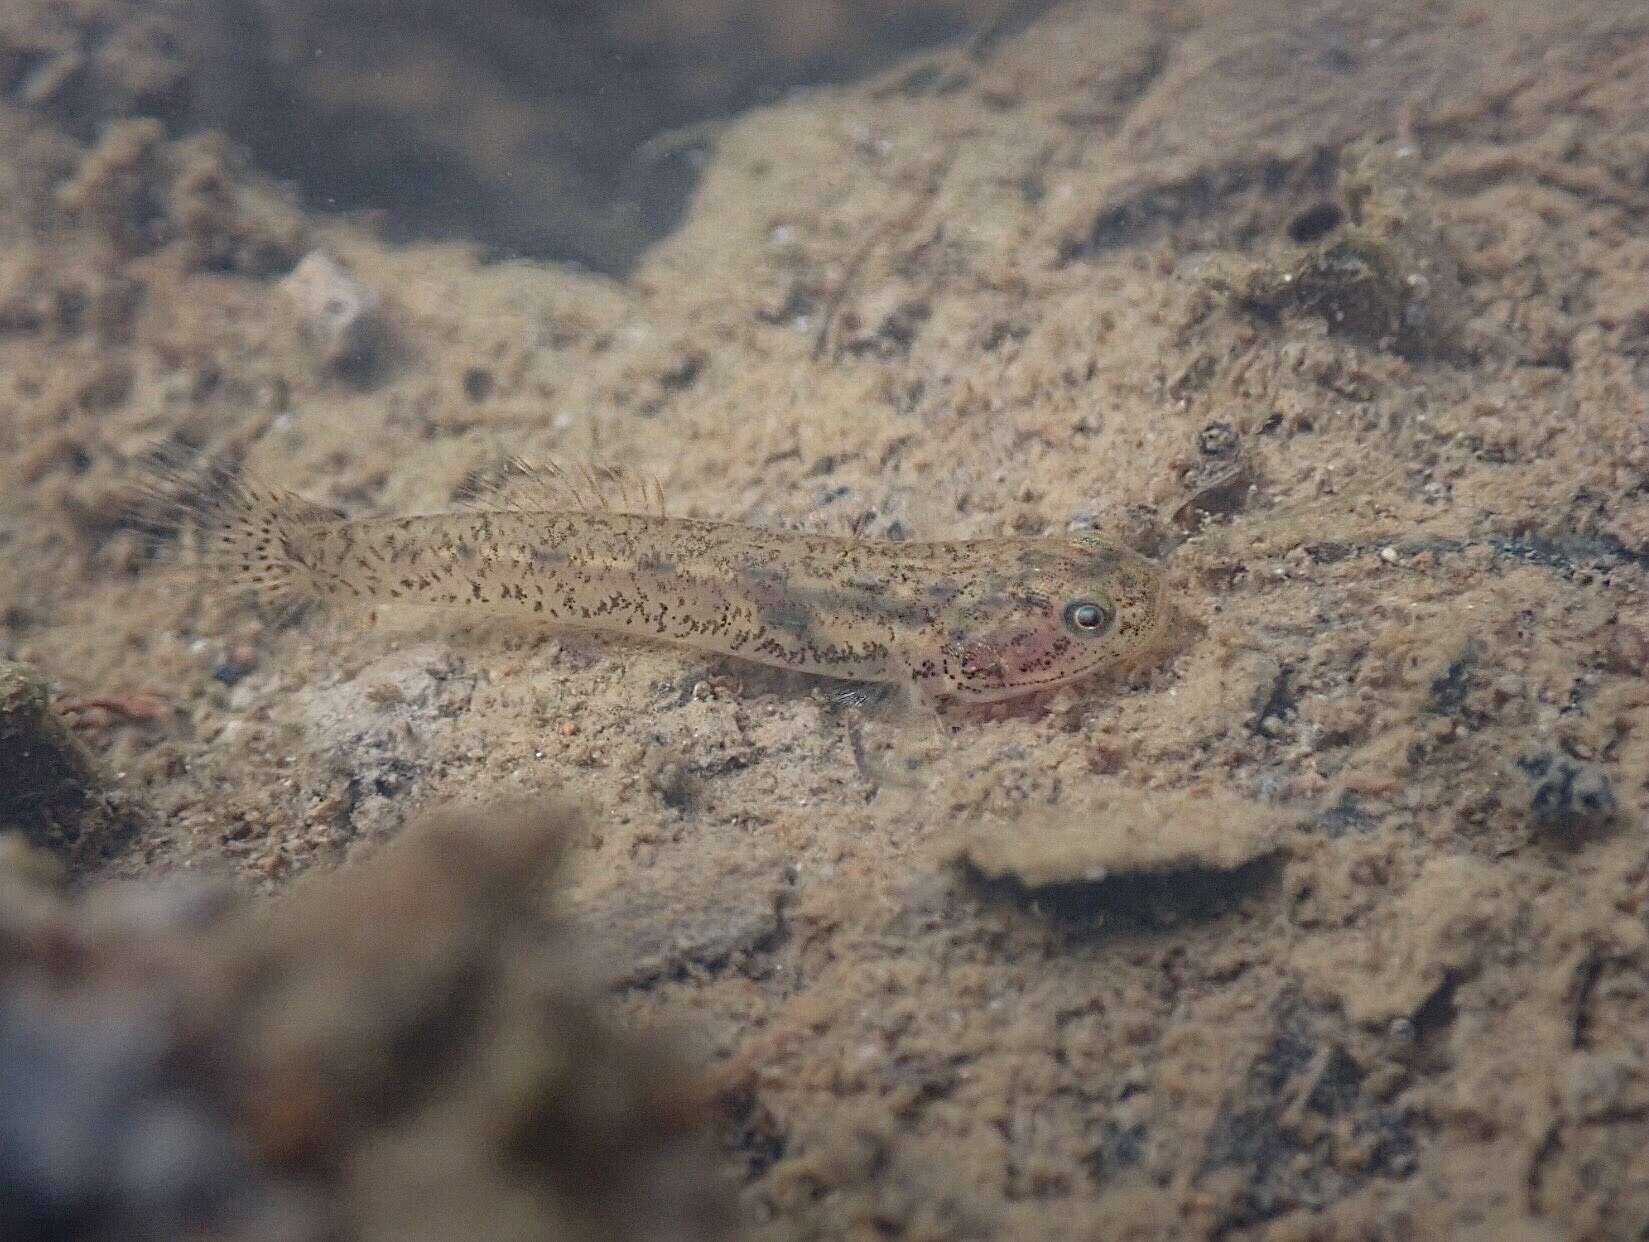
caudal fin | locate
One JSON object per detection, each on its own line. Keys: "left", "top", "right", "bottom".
{"left": 131, "top": 447, "right": 341, "bottom": 623}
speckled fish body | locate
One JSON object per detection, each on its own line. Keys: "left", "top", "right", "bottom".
{"left": 201, "top": 479, "right": 1167, "bottom": 705}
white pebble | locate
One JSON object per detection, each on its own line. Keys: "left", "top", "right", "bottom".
{"left": 279, "top": 252, "right": 380, "bottom": 368}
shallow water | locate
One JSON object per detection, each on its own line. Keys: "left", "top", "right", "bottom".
{"left": 2, "top": 2, "right": 1647, "bottom": 1239}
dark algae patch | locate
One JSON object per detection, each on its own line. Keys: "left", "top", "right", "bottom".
{"left": 0, "top": 660, "right": 140, "bottom": 870}
{"left": 1198, "top": 997, "right": 1416, "bottom": 1237}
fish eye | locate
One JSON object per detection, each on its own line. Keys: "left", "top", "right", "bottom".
{"left": 1063, "top": 600, "right": 1114, "bottom": 636}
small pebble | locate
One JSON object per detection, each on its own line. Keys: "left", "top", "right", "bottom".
{"left": 211, "top": 643, "right": 260, "bottom": 687}
{"left": 279, "top": 252, "right": 380, "bottom": 370}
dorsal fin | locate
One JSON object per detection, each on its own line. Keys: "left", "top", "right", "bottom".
{"left": 454, "top": 457, "right": 668, "bottom": 518}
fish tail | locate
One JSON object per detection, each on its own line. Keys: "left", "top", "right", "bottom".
{"left": 132, "top": 446, "right": 341, "bottom": 623}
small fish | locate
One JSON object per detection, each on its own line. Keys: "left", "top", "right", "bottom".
{"left": 154, "top": 458, "right": 1169, "bottom": 709}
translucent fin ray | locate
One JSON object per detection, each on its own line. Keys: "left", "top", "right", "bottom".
{"left": 454, "top": 457, "right": 668, "bottom": 518}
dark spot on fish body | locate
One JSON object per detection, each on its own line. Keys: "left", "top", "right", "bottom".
{"left": 1013, "top": 588, "right": 1054, "bottom": 611}
{"left": 520, "top": 545, "right": 561, "bottom": 572}
{"left": 760, "top": 600, "right": 815, "bottom": 638}
{"left": 861, "top": 595, "right": 935, "bottom": 627}
{"left": 741, "top": 561, "right": 791, "bottom": 592}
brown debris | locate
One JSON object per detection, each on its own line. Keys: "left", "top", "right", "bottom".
{"left": 0, "top": 802, "right": 732, "bottom": 1242}
{"left": 0, "top": 659, "right": 143, "bottom": 869}
{"left": 1224, "top": 140, "right": 1474, "bottom": 360}
{"left": 1173, "top": 419, "right": 1257, "bottom": 531}
{"left": 57, "top": 691, "right": 173, "bottom": 727}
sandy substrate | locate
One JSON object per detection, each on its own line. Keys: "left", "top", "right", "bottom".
{"left": 2, "top": 0, "right": 1647, "bottom": 1238}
